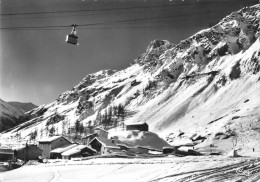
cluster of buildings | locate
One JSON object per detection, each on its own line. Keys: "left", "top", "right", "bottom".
{"left": 0, "top": 122, "right": 171, "bottom": 162}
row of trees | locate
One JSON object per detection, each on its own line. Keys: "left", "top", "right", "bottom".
{"left": 27, "top": 119, "right": 92, "bottom": 140}
{"left": 98, "top": 104, "right": 126, "bottom": 128}
{"left": 29, "top": 124, "right": 56, "bottom": 140}
{"left": 26, "top": 104, "right": 126, "bottom": 140}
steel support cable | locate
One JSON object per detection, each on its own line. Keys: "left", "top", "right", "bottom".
{"left": 0, "top": 6, "right": 233, "bottom": 21}
{"left": 0, "top": 0, "right": 242, "bottom": 16}
{"left": 1, "top": 24, "right": 208, "bottom": 31}
{"left": 0, "top": 10, "right": 224, "bottom": 30}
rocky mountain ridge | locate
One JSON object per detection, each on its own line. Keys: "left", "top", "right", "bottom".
{"left": 0, "top": 99, "right": 25, "bottom": 132}
{"left": 7, "top": 101, "right": 37, "bottom": 113}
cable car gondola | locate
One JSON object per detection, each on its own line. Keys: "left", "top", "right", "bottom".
{"left": 66, "top": 24, "right": 78, "bottom": 45}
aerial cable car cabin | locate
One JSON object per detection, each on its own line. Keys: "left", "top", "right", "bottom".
{"left": 66, "top": 24, "right": 79, "bottom": 45}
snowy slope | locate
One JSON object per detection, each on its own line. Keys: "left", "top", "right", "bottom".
{"left": 0, "top": 99, "right": 25, "bottom": 132}
{"left": 2, "top": 156, "right": 260, "bottom": 182}
{"left": 2, "top": 5, "right": 260, "bottom": 155}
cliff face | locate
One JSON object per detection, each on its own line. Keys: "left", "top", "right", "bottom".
{"left": 2, "top": 5, "right": 260, "bottom": 154}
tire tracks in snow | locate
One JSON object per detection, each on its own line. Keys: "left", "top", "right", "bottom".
{"left": 95, "top": 164, "right": 127, "bottom": 180}
{"left": 177, "top": 159, "right": 260, "bottom": 182}
{"left": 47, "top": 167, "right": 61, "bottom": 182}
{"left": 148, "top": 159, "right": 260, "bottom": 182}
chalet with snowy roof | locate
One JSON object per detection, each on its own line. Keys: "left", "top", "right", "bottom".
{"left": 89, "top": 137, "right": 121, "bottom": 155}
{"left": 0, "top": 148, "right": 14, "bottom": 161}
{"left": 14, "top": 144, "right": 42, "bottom": 161}
{"left": 50, "top": 144, "right": 78, "bottom": 159}
{"left": 82, "top": 128, "right": 108, "bottom": 145}
{"left": 38, "top": 135, "right": 71, "bottom": 159}
{"left": 61, "top": 145, "right": 96, "bottom": 159}
{"left": 126, "top": 122, "right": 149, "bottom": 131}
{"left": 93, "top": 127, "right": 108, "bottom": 138}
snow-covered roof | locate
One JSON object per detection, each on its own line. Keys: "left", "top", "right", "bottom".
{"left": 38, "top": 135, "right": 70, "bottom": 143}
{"left": 116, "top": 143, "right": 132, "bottom": 149}
{"left": 94, "top": 127, "right": 108, "bottom": 133}
{"left": 82, "top": 133, "right": 97, "bottom": 139}
{"left": 136, "top": 145, "right": 162, "bottom": 152}
{"left": 125, "top": 122, "right": 148, "bottom": 126}
{"left": 61, "top": 145, "right": 96, "bottom": 156}
{"left": 0, "top": 148, "right": 14, "bottom": 155}
{"left": 51, "top": 144, "right": 78, "bottom": 154}
{"left": 12, "top": 145, "right": 26, "bottom": 150}
{"left": 13, "top": 144, "right": 39, "bottom": 151}
{"left": 162, "top": 146, "right": 175, "bottom": 149}
{"left": 90, "top": 137, "right": 120, "bottom": 149}
{"left": 110, "top": 130, "right": 171, "bottom": 150}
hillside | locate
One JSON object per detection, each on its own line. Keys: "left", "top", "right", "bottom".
{"left": 7, "top": 102, "right": 37, "bottom": 113}
{"left": 2, "top": 5, "right": 260, "bottom": 155}
{"left": 0, "top": 99, "right": 25, "bottom": 132}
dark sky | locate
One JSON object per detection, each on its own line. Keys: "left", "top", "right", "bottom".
{"left": 0, "top": 0, "right": 258, "bottom": 106}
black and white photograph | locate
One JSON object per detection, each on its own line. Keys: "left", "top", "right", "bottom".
{"left": 0, "top": 0, "right": 260, "bottom": 181}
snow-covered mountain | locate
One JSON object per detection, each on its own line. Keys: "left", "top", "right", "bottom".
{"left": 2, "top": 5, "right": 260, "bottom": 155}
{"left": 0, "top": 99, "right": 25, "bottom": 132}
{"left": 7, "top": 101, "right": 37, "bottom": 113}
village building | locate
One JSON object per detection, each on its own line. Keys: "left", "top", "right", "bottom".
{"left": 61, "top": 145, "right": 96, "bottom": 159}
{"left": 126, "top": 122, "right": 149, "bottom": 131}
{"left": 88, "top": 137, "right": 121, "bottom": 155}
{"left": 162, "top": 146, "right": 176, "bottom": 154}
{"left": 82, "top": 127, "right": 108, "bottom": 145}
{"left": 129, "top": 146, "right": 149, "bottom": 154}
{"left": 93, "top": 127, "right": 108, "bottom": 138}
{"left": 38, "top": 135, "right": 71, "bottom": 159}
{"left": 14, "top": 144, "right": 42, "bottom": 161}
{"left": 0, "top": 148, "right": 14, "bottom": 161}
{"left": 116, "top": 143, "right": 132, "bottom": 151}
{"left": 82, "top": 133, "right": 98, "bottom": 145}
{"left": 50, "top": 144, "right": 78, "bottom": 159}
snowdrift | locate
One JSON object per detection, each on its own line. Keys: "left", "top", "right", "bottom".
{"left": 110, "top": 130, "right": 171, "bottom": 150}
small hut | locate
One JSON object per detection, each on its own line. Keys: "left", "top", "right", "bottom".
{"left": 50, "top": 144, "right": 77, "bottom": 159}
{"left": 61, "top": 145, "right": 96, "bottom": 159}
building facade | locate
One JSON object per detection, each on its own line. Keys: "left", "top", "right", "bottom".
{"left": 15, "top": 144, "right": 42, "bottom": 161}
{"left": 61, "top": 145, "right": 96, "bottom": 159}
{"left": 126, "top": 122, "right": 149, "bottom": 131}
{"left": 0, "top": 148, "right": 14, "bottom": 161}
{"left": 89, "top": 137, "right": 121, "bottom": 155}
{"left": 38, "top": 136, "right": 71, "bottom": 159}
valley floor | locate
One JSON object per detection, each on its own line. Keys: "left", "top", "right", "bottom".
{"left": 1, "top": 156, "right": 260, "bottom": 182}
